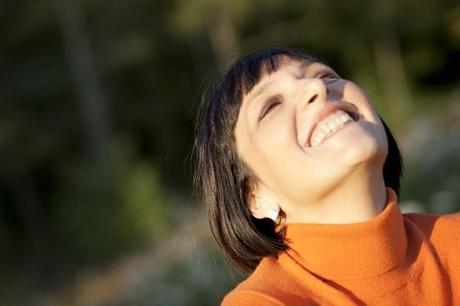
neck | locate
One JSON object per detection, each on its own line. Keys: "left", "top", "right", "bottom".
{"left": 285, "top": 166, "right": 387, "bottom": 224}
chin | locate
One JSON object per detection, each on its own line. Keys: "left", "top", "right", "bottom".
{"left": 308, "top": 133, "right": 387, "bottom": 187}
{"left": 328, "top": 120, "right": 387, "bottom": 160}
{"left": 340, "top": 133, "right": 388, "bottom": 171}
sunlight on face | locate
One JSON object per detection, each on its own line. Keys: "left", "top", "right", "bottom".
{"left": 234, "top": 58, "right": 388, "bottom": 213}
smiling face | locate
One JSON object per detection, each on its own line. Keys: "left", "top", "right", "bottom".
{"left": 234, "top": 57, "right": 388, "bottom": 220}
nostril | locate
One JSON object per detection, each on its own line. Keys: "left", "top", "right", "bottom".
{"left": 308, "top": 94, "right": 318, "bottom": 103}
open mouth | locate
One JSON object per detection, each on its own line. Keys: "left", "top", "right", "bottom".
{"left": 308, "top": 109, "right": 360, "bottom": 147}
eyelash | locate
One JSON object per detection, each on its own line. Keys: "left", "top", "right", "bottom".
{"left": 259, "top": 96, "right": 282, "bottom": 121}
{"left": 320, "top": 72, "right": 337, "bottom": 79}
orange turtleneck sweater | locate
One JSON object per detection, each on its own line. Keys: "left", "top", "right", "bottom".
{"left": 221, "top": 187, "right": 460, "bottom": 305}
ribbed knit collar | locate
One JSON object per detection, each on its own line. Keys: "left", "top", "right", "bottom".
{"left": 281, "top": 187, "right": 407, "bottom": 281}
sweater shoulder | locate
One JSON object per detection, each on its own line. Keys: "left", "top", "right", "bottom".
{"left": 221, "top": 290, "right": 286, "bottom": 306}
{"left": 221, "top": 256, "right": 315, "bottom": 306}
{"left": 221, "top": 290, "right": 318, "bottom": 306}
{"left": 403, "top": 210, "right": 460, "bottom": 246}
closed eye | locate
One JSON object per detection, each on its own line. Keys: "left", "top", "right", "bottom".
{"left": 319, "top": 71, "right": 339, "bottom": 82}
{"left": 259, "top": 95, "right": 282, "bottom": 121}
{"left": 322, "top": 73, "right": 336, "bottom": 79}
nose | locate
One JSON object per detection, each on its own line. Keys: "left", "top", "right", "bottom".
{"left": 295, "top": 78, "right": 329, "bottom": 148}
{"left": 302, "top": 78, "right": 328, "bottom": 106}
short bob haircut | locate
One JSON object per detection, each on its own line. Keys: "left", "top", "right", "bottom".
{"left": 193, "top": 47, "right": 404, "bottom": 274}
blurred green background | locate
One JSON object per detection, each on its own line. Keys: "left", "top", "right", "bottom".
{"left": 1, "top": 0, "right": 459, "bottom": 305}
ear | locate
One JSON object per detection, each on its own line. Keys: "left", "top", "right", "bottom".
{"left": 246, "top": 181, "right": 280, "bottom": 221}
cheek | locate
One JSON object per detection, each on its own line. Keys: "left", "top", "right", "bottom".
{"left": 344, "top": 83, "right": 380, "bottom": 123}
{"left": 255, "top": 113, "right": 294, "bottom": 155}
{"left": 252, "top": 116, "right": 298, "bottom": 178}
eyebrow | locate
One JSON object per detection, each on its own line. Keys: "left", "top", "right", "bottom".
{"left": 246, "top": 62, "right": 313, "bottom": 105}
{"left": 249, "top": 82, "right": 272, "bottom": 104}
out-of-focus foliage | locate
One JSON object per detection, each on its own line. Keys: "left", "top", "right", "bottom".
{"left": 52, "top": 137, "right": 170, "bottom": 262}
{"left": 0, "top": 0, "right": 459, "bottom": 305}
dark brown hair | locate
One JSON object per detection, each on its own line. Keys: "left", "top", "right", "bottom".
{"left": 193, "top": 47, "right": 404, "bottom": 274}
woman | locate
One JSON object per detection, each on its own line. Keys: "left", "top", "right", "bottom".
{"left": 193, "top": 48, "right": 460, "bottom": 305}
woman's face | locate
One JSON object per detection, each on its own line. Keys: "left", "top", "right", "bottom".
{"left": 234, "top": 58, "right": 388, "bottom": 216}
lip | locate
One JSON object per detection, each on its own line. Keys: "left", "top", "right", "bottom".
{"left": 306, "top": 103, "right": 360, "bottom": 148}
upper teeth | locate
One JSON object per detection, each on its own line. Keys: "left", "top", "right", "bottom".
{"left": 310, "top": 110, "right": 354, "bottom": 147}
